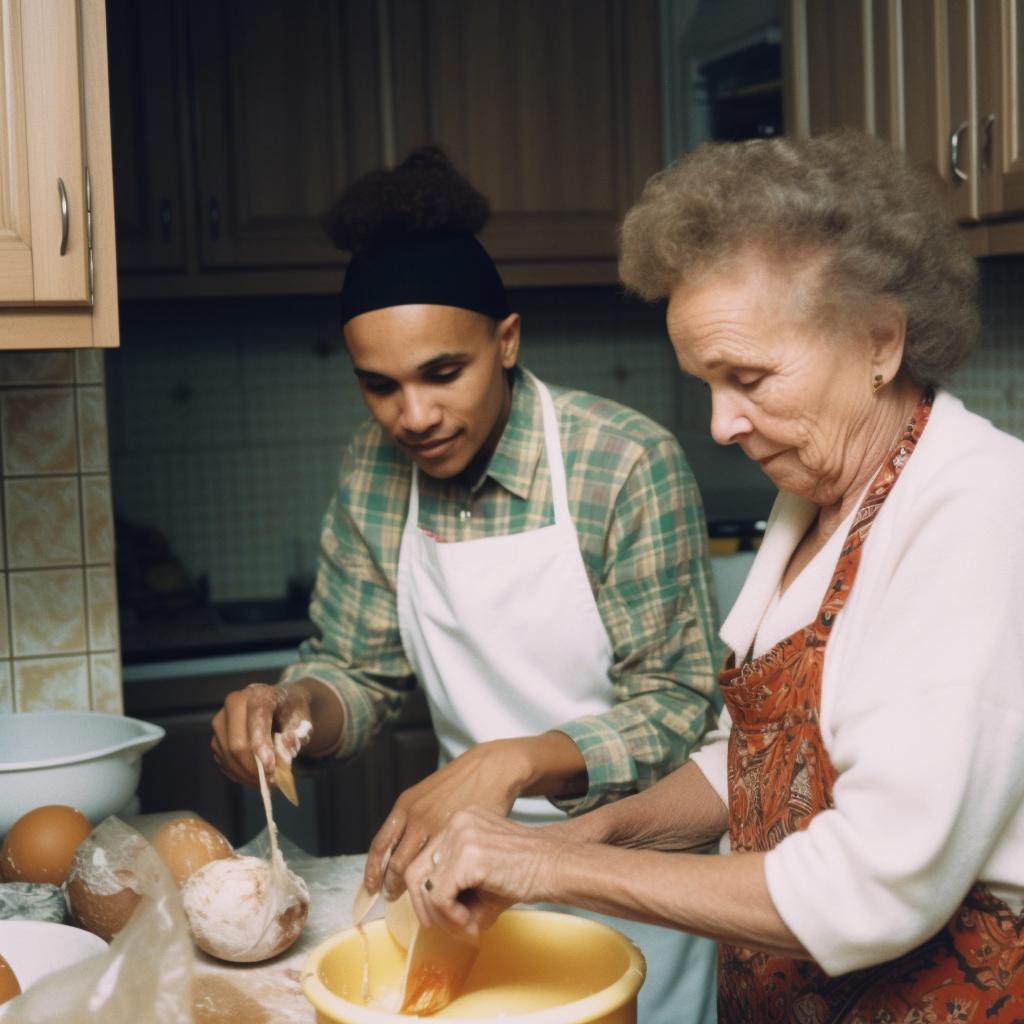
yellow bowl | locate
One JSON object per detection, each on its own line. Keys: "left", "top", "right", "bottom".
{"left": 301, "top": 909, "right": 646, "bottom": 1024}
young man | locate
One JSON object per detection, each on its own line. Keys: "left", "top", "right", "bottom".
{"left": 211, "top": 148, "right": 721, "bottom": 1024}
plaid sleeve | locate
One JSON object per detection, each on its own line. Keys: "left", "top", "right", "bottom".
{"left": 552, "top": 436, "right": 723, "bottom": 814}
{"left": 279, "top": 437, "right": 416, "bottom": 761}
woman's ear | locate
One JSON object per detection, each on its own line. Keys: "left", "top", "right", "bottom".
{"left": 870, "top": 299, "right": 907, "bottom": 381}
{"left": 497, "top": 313, "right": 521, "bottom": 369}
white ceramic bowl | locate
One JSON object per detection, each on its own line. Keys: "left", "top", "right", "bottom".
{"left": 0, "top": 712, "right": 165, "bottom": 837}
{"left": 0, "top": 920, "right": 107, "bottom": 995}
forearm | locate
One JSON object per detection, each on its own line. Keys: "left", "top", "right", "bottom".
{"left": 513, "top": 731, "right": 588, "bottom": 799}
{"left": 542, "top": 842, "right": 807, "bottom": 958}
{"left": 550, "top": 761, "right": 729, "bottom": 852}
{"left": 280, "top": 677, "right": 346, "bottom": 758}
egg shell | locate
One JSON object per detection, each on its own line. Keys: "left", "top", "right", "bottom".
{"left": 151, "top": 818, "right": 233, "bottom": 888}
{"left": 67, "top": 872, "right": 142, "bottom": 943}
{"left": 0, "top": 952, "right": 20, "bottom": 1005}
{"left": 0, "top": 806, "right": 93, "bottom": 886}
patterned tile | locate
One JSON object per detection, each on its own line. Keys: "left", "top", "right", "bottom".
{"left": 14, "top": 655, "right": 90, "bottom": 712}
{"left": 82, "top": 475, "right": 114, "bottom": 564}
{"left": 85, "top": 565, "right": 118, "bottom": 651}
{"left": 89, "top": 652, "right": 122, "bottom": 714}
{"left": 4, "top": 477, "right": 82, "bottom": 568}
{"left": 75, "top": 349, "right": 105, "bottom": 385}
{"left": 9, "top": 568, "right": 88, "bottom": 656}
{"left": 0, "top": 661, "right": 11, "bottom": 712}
{"left": 1, "top": 390, "right": 78, "bottom": 475}
{"left": 0, "top": 352, "right": 75, "bottom": 386}
{"left": 77, "top": 386, "right": 109, "bottom": 473}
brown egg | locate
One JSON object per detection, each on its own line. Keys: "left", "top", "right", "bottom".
{"left": 67, "top": 871, "right": 142, "bottom": 943}
{"left": 0, "top": 805, "right": 93, "bottom": 886}
{"left": 151, "top": 818, "right": 233, "bottom": 888}
{"left": 0, "top": 952, "right": 20, "bottom": 1006}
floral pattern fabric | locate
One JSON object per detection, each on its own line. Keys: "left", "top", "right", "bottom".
{"left": 717, "top": 392, "right": 1024, "bottom": 1023}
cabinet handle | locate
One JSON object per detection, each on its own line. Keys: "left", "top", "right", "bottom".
{"left": 950, "top": 121, "right": 969, "bottom": 183}
{"left": 58, "top": 178, "right": 69, "bottom": 255}
{"left": 981, "top": 114, "right": 996, "bottom": 172}
{"left": 208, "top": 197, "right": 221, "bottom": 240}
{"left": 160, "top": 199, "right": 172, "bottom": 242}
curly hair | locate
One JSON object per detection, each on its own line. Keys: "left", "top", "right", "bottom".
{"left": 323, "top": 144, "right": 491, "bottom": 255}
{"left": 618, "top": 131, "right": 980, "bottom": 389}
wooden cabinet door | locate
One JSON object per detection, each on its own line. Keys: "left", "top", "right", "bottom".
{"left": 0, "top": 0, "right": 91, "bottom": 305}
{"left": 388, "top": 0, "right": 661, "bottom": 281}
{"left": 990, "top": 0, "right": 1024, "bottom": 214}
{"left": 106, "top": 0, "right": 189, "bottom": 273}
{"left": 185, "top": 0, "right": 382, "bottom": 270}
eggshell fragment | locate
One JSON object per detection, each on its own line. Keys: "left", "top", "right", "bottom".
{"left": 68, "top": 872, "right": 142, "bottom": 942}
{"left": 0, "top": 806, "right": 93, "bottom": 886}
{"left": 0, "top": 952, "right": 20, "bottom": 1006}
{"left": 151, "top": 818, "right": 233, "bottom": 888}
{"left": 66, "top": 830, "right": 148, "bottom": 942}
{"left": 182, "top": 854, "right": 309, "bottom": 962}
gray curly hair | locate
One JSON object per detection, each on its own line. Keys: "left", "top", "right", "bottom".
{"left": 618, "top": 130, "right": 980, "bottom": 389}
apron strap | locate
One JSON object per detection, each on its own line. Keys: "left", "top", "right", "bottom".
{"left": 525, "top": 370, "right": 571, "bottom": 529}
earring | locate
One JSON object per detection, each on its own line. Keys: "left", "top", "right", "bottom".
{"left": 872, "top": 374, "right": 884, "bottom": 394}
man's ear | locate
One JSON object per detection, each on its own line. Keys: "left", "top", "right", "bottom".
{"left": 497, "top": 312, "right": 521, "bottom": 369}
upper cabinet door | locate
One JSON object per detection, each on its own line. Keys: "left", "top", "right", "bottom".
{"left": 0, "top": 0, "right": 90, "bottom": 304}
{"left": 784, "top": 0, "right": 986, "bottom": 225}
{"left": 186, "top": 0, "right": 382, "bottom": 270}
{"left": 388, "top": 0, "right": 661, "bottom": 276}
{"left": 106, "top": 0, "right": 189, "bottom": 273}
{"left": 989, "top": 0, "right": 1024, "bottom": 215}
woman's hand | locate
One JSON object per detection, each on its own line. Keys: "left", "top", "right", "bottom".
{"left": 404, "top": 807, "right": 565, "bottom": 940}
{"left": 365, "top": 732, "right": 587, "bottom": 899}
{"left": 210, "top": 677, "right": 343, "bottom": 787}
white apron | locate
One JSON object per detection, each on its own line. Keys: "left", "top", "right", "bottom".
{"left": 396, "top": 372, "right": 718, "bottom": 1024}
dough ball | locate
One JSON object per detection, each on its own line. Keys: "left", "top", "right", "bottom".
{"left": 151, "top": 818, "right": 233, "bottom": 888}
{"left": 0, "top": 952, "right": 20, "bottom": 1006}
{"left": 0, "top": 805, "right": 93, "bottom": 886}
{"left": 182, "top": 855, "right": 309, "bottom": 963}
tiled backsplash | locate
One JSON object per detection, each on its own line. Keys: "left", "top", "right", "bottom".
{"left": 0, "top": 351, "right": 120, "bottom": 714}
{"left": 107, "top": 260, "right": 1024, "bottom": 603}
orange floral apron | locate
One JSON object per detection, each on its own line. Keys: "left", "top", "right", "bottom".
{"left": 717, "top": 392, "right": 1024, "bottom": 1024}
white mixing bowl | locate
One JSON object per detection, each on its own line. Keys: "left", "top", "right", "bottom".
{"left": 0, "top": 920, "right": 107, "bottom": 995}
{"left": 0, "top": 712, "right": 164, "bottom": 837}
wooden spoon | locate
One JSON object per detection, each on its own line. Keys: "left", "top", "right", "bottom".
{"left": 273, "top": 733, "right": 299, "bottom": 806}
{"left": 385, "top": 890, "right": 480, "bottom": 1015}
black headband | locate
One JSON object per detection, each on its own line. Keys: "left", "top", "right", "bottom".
{"left": 339, "top": 230, "right": 510, "bottom": 327}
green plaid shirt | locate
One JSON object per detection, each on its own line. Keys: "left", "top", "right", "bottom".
{"left": 282, "top": 366, "right": 722, "bottom": 814}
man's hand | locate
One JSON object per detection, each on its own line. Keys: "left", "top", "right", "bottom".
{"left": 210, "top": 677, "right": 344, "bottom": 787}
{"left": 365, "top": 732, "right": 587, "bottom": 898}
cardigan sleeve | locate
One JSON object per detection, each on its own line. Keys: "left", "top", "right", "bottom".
{"left": 763, "top": 433, "right": 1024, "bottom": 976}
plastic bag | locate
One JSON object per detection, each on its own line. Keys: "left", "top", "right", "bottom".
{"left": 1, "top": 817, "right": 192, "bottom": 1024}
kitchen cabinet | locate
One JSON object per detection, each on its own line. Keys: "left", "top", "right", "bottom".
{"left": 125, "top": 667, "right": 438, "bottom": 855}
{"left": 781, "top": 0, "right": 1024, "bottom": 257}
{"left": 109, "top": 0, "right": 661, "bottom": 298}
{"left": 0, "top": 0, "right": 119, "bottom": 347}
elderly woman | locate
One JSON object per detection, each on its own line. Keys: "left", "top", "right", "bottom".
{"left": 402, "top": 131, "right": 1024, "bottom": 1022}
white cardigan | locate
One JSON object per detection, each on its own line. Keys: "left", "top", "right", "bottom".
{"left": 690, "top": 391, "right": 1024, "bottom": 976}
